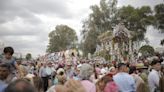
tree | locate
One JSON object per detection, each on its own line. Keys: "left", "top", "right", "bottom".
{"left": 81, "top": 0, "right": 117, "bottom": 55}
{"left": 154, "top": 4, "right": 164, "bottom": 32}
{"left": 139, "top": 45, "right": 155, "bottom": 57}
{"left": 47, "top": 25, "right": 78, "bottom": 52}
{"left": 118, "top": 5, "right": 154, "bottom": 41}
{"left": 26, "top": 53, "right": 32, "bottom": 60}
{"left": 81, "top": 29, "right": 99, "bottom": 55}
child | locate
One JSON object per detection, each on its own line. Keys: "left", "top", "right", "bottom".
{"left": 0, "top": 47, "right": 19, "bottom": 83}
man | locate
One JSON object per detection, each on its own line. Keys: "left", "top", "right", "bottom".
{"left": 4, "top": 79, "right": 35, "bottom": 92}
{"left": 148, "top": 57, "right": 161, "bottom": 92}
{"left": 65, "top": 62, "right": 74, "bottom": 79}
{"left": 39, "top": 63, "right": 48, "bottom": 92}
{"left": 0, "top": 47, "right": 19, "bottom": 83}
{"left": 113, "top": 63, "right": 136, "bottom": 92}
{"left": 17, "top": 60, "right": 28, "bottom": 78}
{"left": 0, "top": 63, "right": 10, "bottom": 92}
{"left": 129, "top": 66, "right": 147, "bottom": 92}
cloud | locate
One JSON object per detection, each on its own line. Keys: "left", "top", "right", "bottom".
{"left": 0, "top": 0, "right": 73, "bottom": 24}
{"left": 145, "top": 26, "right": 164, "bottom": 48}
{"left": 0, "top": 0, "right": 163, "bottom": 58}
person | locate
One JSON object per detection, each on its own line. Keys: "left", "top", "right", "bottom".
{"left": 113, "top": 63, "right": 136, "bottom": 92}
{"left": 72, "top": 53, "right": 77, "bottom": 66}
{"left": 47, "top": 79, "right": 86, "bottom": 92}
{"left": 96, "top": 73, "right": 119, "bottom": 92}
{"left": 95, "top": 64, "right": 101, "bottom": 75}
{"left": 148, "top": 58, "right": 161, "bottom": 92}
{"left": 0, "top": 63, "right": 10, "bottom": 92}
{"left": 55, "top": 68, "right": 67, "bottom": 85}
{"left": 46, "top": 62, "right": 53, "bottom": 86}
{"left": 24, "top": 73, "right": 43, "bottom": 92}
{"left": 108, "top": 66, "right": 117, "bottom": 75}
{"left": 39, "top": 63, "right": 48, "bottom": 92}
{"left": 129, "top": 66, "right": 146, "bottom": 92}
{"left": 65, "top": 79, "right": 86, "bottom": 92}
{"left": 46, "top": 85, "right": 67, "bottom": 92}
{"left": 0, "top": 47, "right": 19, "bottom": 83}
{"left": 17, "top": 59, "right": 28, "bottom": 78}
{"left": 28, "top": 63, "right": 35, "bottom": 74}
{"left": 159, "top": 64, "right": 164, "bottom": 92}
{"left": 4, "top": 79, "right": 36, "bottom": 92}
{"left": 137, "top": 64, "right": 149, "bottom": 91}
{"left": 33, "top": 76, "right": 43, "bottom": 92}
{"left": 65, "top": 62, "right": 74, "bottom": 79}
{"left": 79, "top": 63, "right": 96, "bottom": 92}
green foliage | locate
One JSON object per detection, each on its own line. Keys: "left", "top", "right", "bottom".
{"left": 47, "top": 25, "right": 78, "bottom": 52}
{"left": 154, "top": 4, "right": 164, "bottom": 31}
{"left": 81, "top": 0, "right": 117, "bottom": 55}
{"left": 81, "top": 0, "right": 161, "bottom": 55}
{"left": 118, "top": 5, "right": 154, "bottom": 41}
{"left": 26, "top": 53, "right": 32, "bottom": 60}
{"left": 139, "top": 45, "right": 155, "bottom": 57}
{"left": 81, "top": 30, "right": 99, "bottom": 55}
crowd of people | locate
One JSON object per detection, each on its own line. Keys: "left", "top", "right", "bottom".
{"left": 0, "top": 46, "right": 164, "bottom": 92}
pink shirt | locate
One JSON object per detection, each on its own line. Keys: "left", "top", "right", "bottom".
{"left": 96, "top": 68, "right": 101, "bottom": 75}
{"left": 104, "top": 81, "right": 119, "bottom": 92}
{"left": 81, "top": 80, "right": 96, "bottom": 92}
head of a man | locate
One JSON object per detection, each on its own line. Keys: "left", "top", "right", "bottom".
{"left": 79, "top": 63, "right": 94, "bottom": 80}
{"left": 117, "top": 63, "right": 128, "bottom": 73}
{"left": 3, "top": 47, "right": 14, "bottom": 60}
{"left": 129, "top": 66, "right": 137, "bottom": 74}
{"left": 66, "top": 62, "right": 72, "bottom": 69}
{"left": 151, "top": 58, "right": 161, "bottom": 71}
{"left": 17, "top": 60, "right": 22, "bottom": 65}
{"left": 0, "top": 63, "right": 10, "bottom": 80}
{"left": 5, "top": 79, "right": 36, "bottom": 92}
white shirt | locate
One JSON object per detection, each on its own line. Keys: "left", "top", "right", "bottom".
{"left": 148, "top": 69, "right": 160, "bottom": 92}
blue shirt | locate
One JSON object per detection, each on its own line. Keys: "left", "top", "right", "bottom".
{"left": 113, "top": 72, "right": 136, "bottom": 92}
{"left": 0, "top": 80, "right": 7, "bottom": 92}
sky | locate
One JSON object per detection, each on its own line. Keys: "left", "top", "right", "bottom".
{"left": 0, "top": 0, "right": 163, "bottom": 57}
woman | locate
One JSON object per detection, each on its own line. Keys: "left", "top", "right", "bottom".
{"left": 79, "top": 63, "right": 96, "bottom": 92}
{"left": 96, "top": 72, "right": 118, "bottom": 92}
{"left": 53, "top": 68, "right": 67, "bottom": 85}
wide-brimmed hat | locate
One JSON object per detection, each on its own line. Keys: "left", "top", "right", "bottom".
{"left": 136, "top": 63, "right": 148, "bottom": 69}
